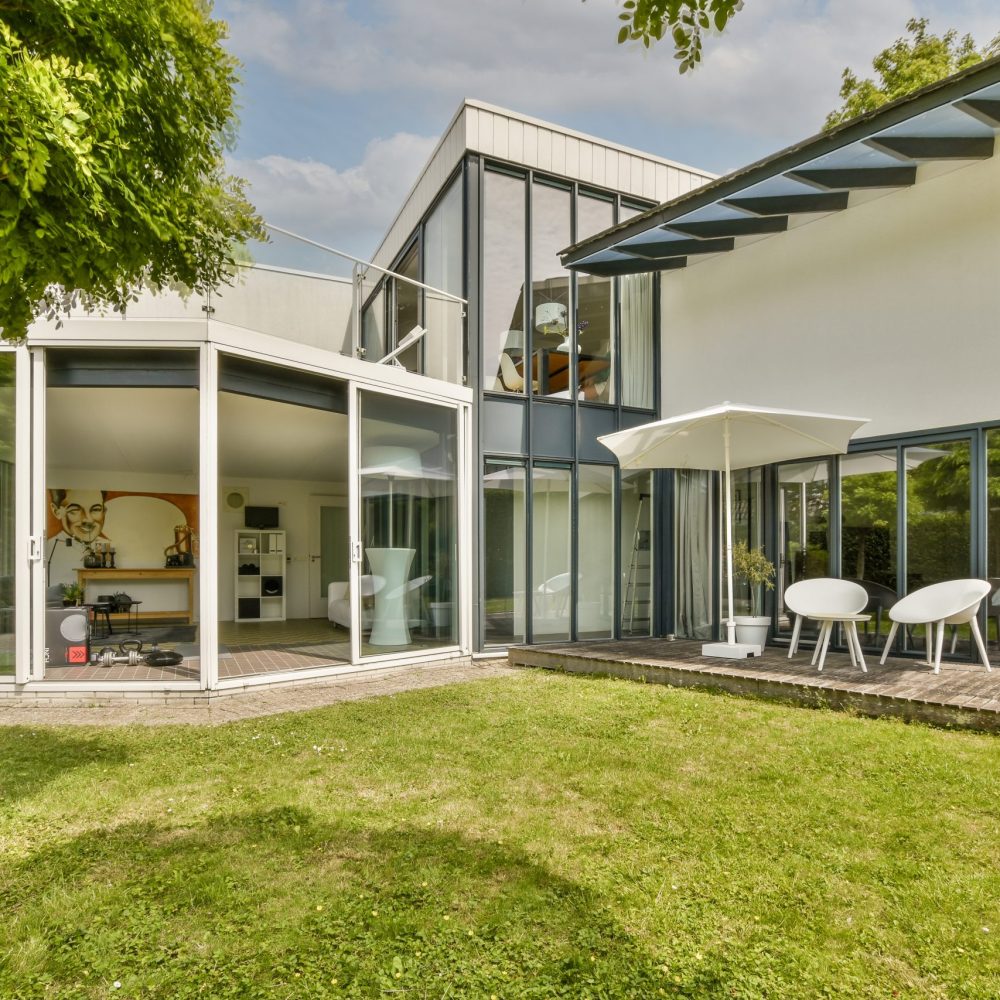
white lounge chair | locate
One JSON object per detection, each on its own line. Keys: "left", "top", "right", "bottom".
{"left": 879, "top": 579, "right": 991, "bottom": 674}
{"left": 784, "top": 578, "right": 869, "bottom": 671}
{"left": 327, "top": 575, "right": 384, "bottom": 630}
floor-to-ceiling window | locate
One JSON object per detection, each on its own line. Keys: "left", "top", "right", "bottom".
{"left": 482, "top": 461, "right": 527, "bottom": 646}
{"left": 359, "top": 392, "right": 458, "bottom": 655}
{"left": 531, "top": 465, "right": 572, "bottom": 641}
{"left": 621, "top": 471, "right": 653, "bottom": 637}
{"left": 577, "top": 465, "right": 615, "bottom": 638}
{"left": 576, "top": 193, "right": 615, "bottom": 404}
{"left": 723, "top": 467, "right": 763, "bottom": 621}
{"left": 619, "top": 203, "right": 655, "bottom": 410}
{"left": 675, "top": 470, "right": 713, "bottom": 639}
{"left": 423, "top": 174, "right": 465, "bottom": 385}
{"left": 0, "top": 353, "right": 14, "bottom": 676}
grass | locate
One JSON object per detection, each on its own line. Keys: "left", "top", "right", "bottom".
{"left": 1, "top": 671, "right": 998, "bottom": 999}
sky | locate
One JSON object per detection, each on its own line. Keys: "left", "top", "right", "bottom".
{"left": 214, "top": 0, "right": 1000, "bottom": 263}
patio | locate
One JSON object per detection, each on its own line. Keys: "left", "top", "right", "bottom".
{"left": 508, "top": 638, "right": 1000, "bottom": 733}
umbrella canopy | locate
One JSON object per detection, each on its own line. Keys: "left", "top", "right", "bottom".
{"left": 598, "top": 402, "right": 869, "bottom": 655}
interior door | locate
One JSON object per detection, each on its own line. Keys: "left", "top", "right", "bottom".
{"left": 307, "top": 495, "right": 349, "bottom": 619}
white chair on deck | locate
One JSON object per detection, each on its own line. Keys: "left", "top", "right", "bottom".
{"left": 785, "top": 578, "right": 869, "bottom": 671}
{"left": 879, "top": 579, "right": 991, "bottom": 674}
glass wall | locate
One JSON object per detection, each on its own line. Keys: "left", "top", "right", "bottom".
{"left": 987, "top": 429, "right": 1000, "bottom": 643}
{"left": 423, "top": 175, "right": 465, "bottom": 384}
{"left": 360, "top": 392, "right": 458, "bottom": 655}
{"left": 482, "top": 169, "right": 526, "bottom": 393}
{"left": 482, "top": 462, "right": 527, "bottom": 646}
{"left": 0, "top": 353, "right": 14, "bottom": 676}
{"left": 361, "top": 286, "right": 386, "bottom": 363}
{"left": 776, "top": 460, "right": 830, "bottom": 639}
{"left": 841, "top": 450, "right": 898, "bottom": 651}
{"left": 392, "top": 243, "right": 421, "bottom": 372}
{"left": 675, "top": 470, "right": 713, "bottom": 639}
{"left": 576, "top": 194, "right": 615, "bottom": 404}
{"left": 723, "top": 468, "right": 764, "bottom": 620}
{"left": 621, "top": 470, "right": 653, "bottom": 637}
{"left": 577, "top": 465, "right": 615, "bottom": 638}
{"left": 532, "top": 465, "right": 572, "bottom": 641}
{"left": 531, "top": 180, "right": 573, "bottom": 399}
{"left": 619, "top": 204, "right": 654, "bottom": 410}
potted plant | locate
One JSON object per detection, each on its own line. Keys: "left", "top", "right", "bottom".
{"left": 732, "top": 541, "right": 775, "bottom": 647}
{"left": 62, "top": 582, "right": 85, "bottom": 607}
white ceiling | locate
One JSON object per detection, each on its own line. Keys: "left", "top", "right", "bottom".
{"left": 47, "top": 387, "right": 348, "bottom": 483}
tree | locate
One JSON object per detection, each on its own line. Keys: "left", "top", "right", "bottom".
{"left": 825, "top": 18, "right": 1000, "bottom": 129}
{"left": 602, "top": 0, "right": 746, "bottom": 72}
{"left": 0, "top": 0, "right": 264, "bottom": 341}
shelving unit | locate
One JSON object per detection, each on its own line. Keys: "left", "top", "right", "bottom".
{"left": 235, "top": 529, "right": 286, "bottom": 622}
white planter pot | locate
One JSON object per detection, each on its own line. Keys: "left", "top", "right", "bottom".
{"left": 734, "top": 616, "right": 770, "bottom": 648}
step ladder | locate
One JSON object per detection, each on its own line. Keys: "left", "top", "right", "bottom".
{"left": 622, "top": 493, "right": 652, "bottom": 634}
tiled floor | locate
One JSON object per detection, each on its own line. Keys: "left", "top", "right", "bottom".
{"left": 510, "top": 637, "right": 1000, "bottom": 731}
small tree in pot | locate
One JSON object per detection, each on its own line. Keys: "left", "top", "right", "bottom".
{"left": 732, "top": 541, "right": 775, "bottom": 646}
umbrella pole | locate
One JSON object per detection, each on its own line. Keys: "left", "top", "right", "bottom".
{"left": 723, "top": 418, "right": 736, "bottom": 645}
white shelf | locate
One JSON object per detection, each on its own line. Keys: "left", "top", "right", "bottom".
{"left": 235, "top": 529, "right": 286, "bottom": 622}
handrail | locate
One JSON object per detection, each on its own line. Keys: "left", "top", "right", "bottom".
{"left": 264, "top": 223, "right": 468, "bottom": 304}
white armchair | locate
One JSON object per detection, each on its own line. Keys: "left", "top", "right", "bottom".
{"left": 327, "top": 575, "right": 384, "bottom": 630}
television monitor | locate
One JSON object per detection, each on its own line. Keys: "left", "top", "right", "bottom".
{"left": 245, "top": 506, "right": 280, "bottom": 529}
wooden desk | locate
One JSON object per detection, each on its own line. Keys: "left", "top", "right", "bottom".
{"left": 76, "top": 567, "right": 196, "bottom": 624}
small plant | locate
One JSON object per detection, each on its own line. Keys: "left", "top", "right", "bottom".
{"left": 732, "top": 541, "right": 775, "bottom": 615}
{"left": 62, "top": 582, "right": 85, "bottom": 605}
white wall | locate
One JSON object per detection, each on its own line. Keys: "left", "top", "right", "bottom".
{"left": 660, "top": 155, "right": 1000, "bottom": 440}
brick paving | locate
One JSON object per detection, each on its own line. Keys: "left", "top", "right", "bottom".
{"left": 510, "top": 639, "right": 1000, "bottom": 732}
{"left": 0, "top": 659, "right": 516, "bottom": 727}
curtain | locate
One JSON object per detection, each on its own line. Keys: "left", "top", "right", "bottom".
{"left": 675, "top": 469, "right": 713, "bottom": 639}
{"left": 620, "top": 273, "right": 653, "bottom": 409}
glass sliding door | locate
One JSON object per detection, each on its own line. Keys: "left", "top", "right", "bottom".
{"left": 723, "top": 467, "right": 763, "bottom": 622}
{"left": 776, "top": 460, "right": 830, "bottom": 639}
{"left": 0, "top": 353, "right": 14, "bottom": 676}
{"left": 482, "top": 461, "right": 527, "bottom": 646}
{"left": 359, "top": 392, "right": 458, "bottom": 655}
{"left": 577, "top": 465, "right": 614, "bottom": 638}
{"left": 675, "top": 470, "right": 713, "bottom": 639}
{"left": 531, "top": 465, "right": 571, "bottom": 641}
{"left": 621, "top": 471, "right": 653, "bottom": 637}
{"left": 841, "top": 450, "right": 899, "bottom": 651}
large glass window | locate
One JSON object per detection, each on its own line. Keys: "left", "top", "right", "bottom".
{"left": 723, "top": 468, "right": 764, "bottom": 620}
{"left": 986, "top": 429, "right": 1000, "bottom": 643}
{"left": 423, "top": 176, "right": 464, "bottom": 384}
{"left": 360, "top": 393, "right": 458, "bottom": 655}
{"left": 482, "top": 461, "right": 526, "bottom": 646}
{"left": 777, "top": 460, "right": 830, "bottom": 638}
{"left": 531, "top": 180, "right": 573, "bottom": 399}
{"left": 621, "top": 471, "right": 653, "bottom": 637}
{"left": 577, "top": 465, "right": 614, "bottom": 638}
{"left": 576, "top": 194, "right": 615, "bottom": 404}
{"left": 675, "top": 470, "right": 713, "bottom": 639}
{"left": 392, "top": 243, "right": 421, "bottom": 373}
{"left": 532, "top": 465, "right": 572, "bottom": 641}
{"left": 841, "top": 450, "right": 899, "bottom": 650}
{"left": 361, "top": 286, "right": 386, "bottom": 363}
{"left": 619, "top": 203, "right": 654, "bottom": 409}
{"left": 0, "top": 353, "right": 14, "bottom": 676}
{"left": 482, "top": 170, "right": 526, "bottom": 394}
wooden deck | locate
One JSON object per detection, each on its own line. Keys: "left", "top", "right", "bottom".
{"left": 508, "top": 638, "right": 1000, "bottom": 733}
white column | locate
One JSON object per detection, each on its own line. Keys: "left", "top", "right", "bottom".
{"left": 198, "top": 343, "right": 219, "bottom": 689}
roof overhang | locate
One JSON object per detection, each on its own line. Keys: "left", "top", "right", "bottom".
{"left": 560, "top": 56, "right": 1000, "bottom": 276}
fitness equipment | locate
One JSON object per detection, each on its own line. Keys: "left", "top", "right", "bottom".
{"left": 91, "top": 639, "right": 184, "bottom": 668}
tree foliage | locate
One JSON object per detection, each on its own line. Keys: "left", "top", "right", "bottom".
{"left": 0, "top": 0, "right": 264, "bottom": 340}
{"left": 605, "top": 0, "right": 746, "bottom": 72}
{"left": 825, "top": 18, "right": 1000, "bottom": 129}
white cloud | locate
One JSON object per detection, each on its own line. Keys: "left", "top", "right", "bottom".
{"left": 230, "top": 132, "right": 439, "bottom": 259}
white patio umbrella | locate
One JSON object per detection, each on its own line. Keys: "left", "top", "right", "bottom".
{"left": 598, "top": 402, "right": 869, "bottom": 658}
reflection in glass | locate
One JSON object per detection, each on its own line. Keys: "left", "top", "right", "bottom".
{"left": 576, "top": 194, "right": 615, "bottom": 404}
{"left": 675, "top": 469, "right": 713, "bottom": 639}
{"left": 723, "top": 468, "right": 763, "bottom": 620}
{"left": 986, "top": 429, "right": 1000, "bottom": 643}
{"left": 777, "top": 461, "right": 830, "bottom": 638}
{"left": 482, "top": 170, "right": 526, "bottom": 394}
{"left": 0, "top": 354, "right": 14, "bottom": 675}
{"left": 360, "top": 393, "right": 457, "bottom": 654}
{"left": 532, "top": 181, "right": 573, "bottom": 399}
{"left": 393, "top": 243, "right": 421, "bottom": 373}
{"left": 621, "top": 470, "right": 653, "bottom": 637}
{"left": 423, "top": 176, "right": 465, "bottom": 384}
{"left": 483, "top": 462, "right": 526, "bottom": 646}
{"left": 577, "top": 465, "right": 614, "bottom": 638}
{"left": 841, "top": 450, "right": 899, "bottom": 650}
{"left": 620, "top": 273, "right": 654, "bottom": 409}
{"left": 361, "top": 287, "right": 386, "bottom": 363}
{"left": 532, "top": 466, "right": 572, "bottom": 641}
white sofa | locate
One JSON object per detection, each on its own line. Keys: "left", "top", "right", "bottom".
{"left": 327, "top": 575, "right": 384, "bottom": 630}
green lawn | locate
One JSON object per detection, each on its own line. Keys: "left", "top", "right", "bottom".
{"left": 1, "top": 672, "right": 998, "bottom": 999}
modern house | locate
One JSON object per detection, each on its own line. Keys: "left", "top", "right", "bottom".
{"left": 3, "top": 58, "right": 1000, "bottom": 698}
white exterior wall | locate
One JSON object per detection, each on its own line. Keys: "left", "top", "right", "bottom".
{"left": 372, "top": 100, "right": 714, "bottom": 272}
{"left": 659, "top": 155, "right": 1000, "bottom": 440}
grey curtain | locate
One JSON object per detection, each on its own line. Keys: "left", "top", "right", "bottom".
{"left": 675, "top": 469, "right": 713, "bottom": 639}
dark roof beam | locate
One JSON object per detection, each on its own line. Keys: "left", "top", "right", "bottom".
{"left": 572, "top": 257, "right": 688, "bottom": 276}
{"left": 785, "top": 166, "right": 917, "bottom": 190}
{"left": 663, "top": 215, "right": 789, "bottom": 238}
{"left": 618, "top": 236, "right": 735, "bottom": 260}
{"left": 864, "top": 135, "right": 995, "bottom": 161}
{"left": 953, "top": 98, "right": 1000, "bottom": 127}
{"left": 721, "top": 192, "right": 850, "bottom": 217}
